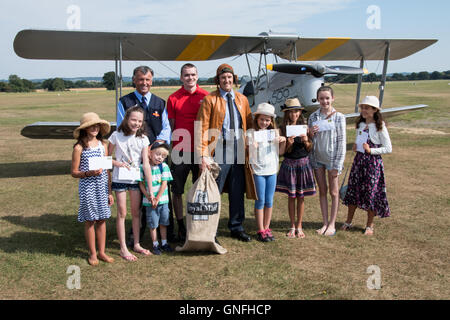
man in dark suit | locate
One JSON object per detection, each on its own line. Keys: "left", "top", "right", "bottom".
{"left": 116, "top": 66, "right": 175, "bottom": 247}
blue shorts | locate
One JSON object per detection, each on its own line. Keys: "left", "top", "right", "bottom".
{"left": 111, "top": 182, "right": 140, "bottom": 192}
{"left": 146, "top": 203, "right": 169, "bottom": 229}
{"left": 314, "top": 161, "right": 334, "bottom": 171}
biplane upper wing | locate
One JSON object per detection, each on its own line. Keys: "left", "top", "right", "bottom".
{"left": 14, "top": 29, "right": 437, "bottom": 61}
{"left": 286, "top": 38, "right": 438, "bottom": 61}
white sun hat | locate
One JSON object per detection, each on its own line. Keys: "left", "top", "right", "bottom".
{"left": 358, "top": 96, "right": 381, "bottom": 110}
{"left": 253, "top": 102, "right": 276, "bottom": 118}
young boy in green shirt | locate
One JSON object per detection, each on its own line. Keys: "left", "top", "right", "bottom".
{"left": 140, "top": 142, "right": 174, "bottom": 255}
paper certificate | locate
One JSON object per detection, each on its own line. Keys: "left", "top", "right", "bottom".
{"left": 118, "top": 166, "right": 142, "bottom": 181}
{"left": 313, "top": 119, "right": 335, "bottom": 132}
{"left": 355, "top": 130, "right": 369, "bottom": 153}
{"left": 254, "top": 129, "right": 276, "bottom": 142}
{"left": 88, "top": 156, "right": 112, "bottom": 170}
{"left": 286, "top": 125, "right": 307, "bottom": 137}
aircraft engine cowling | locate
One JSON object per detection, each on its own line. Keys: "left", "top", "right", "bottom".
{"left": 239, "top": 72, "right": 324, "bottom": 117}
{"left": 295, "top": 74, "right": 323, "bottom": 110}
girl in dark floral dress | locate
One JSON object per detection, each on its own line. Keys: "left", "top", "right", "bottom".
{"left": 341, "top": 96, "right": 392, "bottom": 235}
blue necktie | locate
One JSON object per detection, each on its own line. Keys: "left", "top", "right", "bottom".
{"left": 141, "top": 96, "right": 147, "bottom": 110}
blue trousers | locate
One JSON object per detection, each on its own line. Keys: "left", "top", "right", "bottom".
{"left": 216, "top": 164, "right": 245, "bottom": 233}
{"left": 253, "top": 174, "right": 277, "bottom": 210}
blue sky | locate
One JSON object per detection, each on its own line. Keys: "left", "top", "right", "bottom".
{"left": 1, "top": 0, "right": 448, "bottom": 80}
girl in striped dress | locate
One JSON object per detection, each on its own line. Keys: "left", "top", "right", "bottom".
{"left": 71, "top": 112, "right": 114, "bottom": 266}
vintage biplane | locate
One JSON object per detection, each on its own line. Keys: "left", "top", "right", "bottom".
{"left": 13, "top": 29, "right": 437, "bottom": 139}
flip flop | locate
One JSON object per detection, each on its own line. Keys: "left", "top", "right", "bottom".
{"left": 286, "top": 228, "right": 296, "bottom": 238}
{"left": 133, "top": 247, "right": 152, "bottom": 256}
{"left": 324, "top": 229, "right": 336, "bottom": 236}
{"left": 120, "top": 253, "right": 137, "bottom": 262}
{"left": 364, "top": 227, "right": 374, "bottom": 236}
{"left": 295, "top": 228, "right": 305, "bottom": 239}
{"left": 341, "top": 222, "right": 353, "bottom": 231}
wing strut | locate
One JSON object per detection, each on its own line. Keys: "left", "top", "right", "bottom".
{"left": 114, "top": 39, "right": 123, "bottom": 124}
{"left": 379, "top": 42, "right": 390, "bottom": 108}
{"left": 244, "top": 53, "right": 256, "bottom": 92}
{"left": 355, "top": 57, "right": 365, "bottom": 112}
{"left": 263, "top": 42, "right": 270, "bottom": 88}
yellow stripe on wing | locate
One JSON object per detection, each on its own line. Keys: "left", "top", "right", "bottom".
{"left": 176, "top": 34, "right": 230, "bottom": 61}
{"left": 298, "top": 38, "right": 350, "bottom": 60}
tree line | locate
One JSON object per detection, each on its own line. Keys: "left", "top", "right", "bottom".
{"left": 2, "top": 70, "right": 449, "bottom": 93}
{"left": 326, "top": 70, "right": 450, "bottom": 84}
{"left": 0, "top": 75, "right": 103, "bottom": 92}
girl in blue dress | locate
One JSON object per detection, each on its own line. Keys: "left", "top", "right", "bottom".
{"left": 71, "top": 112, "right": 114, "bottom": 266}
{"left": 341, "top": 96, "right": 392, "bottom": 236}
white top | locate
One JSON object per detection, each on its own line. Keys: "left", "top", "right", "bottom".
{"left": 357, "top": 122, "right": 392, "bottom": 155}
{"left": 108, "top": 130, "right": 150, "bottom": 183}
{"left": 247, "top": 129, "right": 279, "bottom": 176}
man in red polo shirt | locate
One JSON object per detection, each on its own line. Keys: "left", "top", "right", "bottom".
{"left": 168, "top": 63, "right": 210, "bottom": 242}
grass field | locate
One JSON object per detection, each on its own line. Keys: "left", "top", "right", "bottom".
{"left": 0, "top": 80, "right": 449, "bottom": 300}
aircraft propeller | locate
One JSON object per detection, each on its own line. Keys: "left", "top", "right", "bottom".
{"left": 267, "top": 63, "right": 368, "bottom": 77}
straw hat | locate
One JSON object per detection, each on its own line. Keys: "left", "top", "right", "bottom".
{"left": 358, "top": 96, "right": 380, "bottom": 110}
{"left": 280, "top": 98, "right": 304, "bottom": 112}
{"left": 253, "top": 102, "right": 276, "bottom": 118}
{"left": 73, "top": 112, "right": 111, "bottom": 139}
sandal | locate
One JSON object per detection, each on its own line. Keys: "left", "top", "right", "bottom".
{"left": 286, "top": 228, "right": 296, "bottom": 238}
{"left": 364, "top": 227, "right": 374, "bottom": 236}
{"left": 295, "top": 228, "right": 305, "bottom": 239}
{"left": 120, "top": 253, "right": 137, "bottom": 262}
{"left": 133, "top": 246, "right": 152, "bottom": 256}
{"left": 341, "top": 222, "right": 353, "bottom": 231}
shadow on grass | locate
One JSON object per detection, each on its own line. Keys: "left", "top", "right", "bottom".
{"left": 1, "top": 213, "right": 352, "bottom": 259}
{"left": 0, "top": 214, "right": 117, "bottom": 259}
{"left": 0, "top": 160, "right": 71, "bottom": 178}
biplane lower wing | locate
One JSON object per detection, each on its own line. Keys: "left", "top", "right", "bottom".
{"left": 20, "top": 121, "right": 117, "bottom": 139}
{"left": 344, "top": 104, "right": 428, "bottom": 124}
{"left": 21, "top": 105, "right": 427, "bottom": 139}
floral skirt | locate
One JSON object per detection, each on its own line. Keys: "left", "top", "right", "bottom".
{"left": 342, "top": 150, "right": 390, "bottom": 218}
{"left": 276, "top": 157, "right": 316, "bottom": 198}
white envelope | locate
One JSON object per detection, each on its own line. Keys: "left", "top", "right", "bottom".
{"left": 286, "top": 125, "right": 307, "bottom": 137}
{"left": 88, "top": 156, "right": 112, "bottom": 170}
{"left": 118, "top": 166, "right": 142, "bottom": 181}
{"left": 355, "top": 130, "right": 369, "bottom": 153}
{"left": 313, "top": 119, "right": 335, "bottom": 132}
{"left": 254, "top": 129, "right": 276, "bottom": 142}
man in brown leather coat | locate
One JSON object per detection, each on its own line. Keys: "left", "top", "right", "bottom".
{"left": 196, "top": 64, "right": 254, "bottom": 242}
